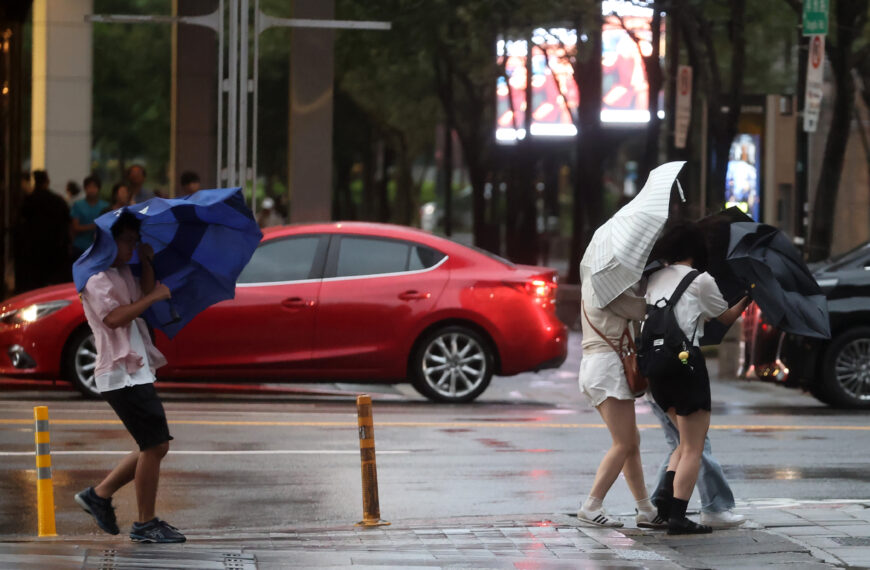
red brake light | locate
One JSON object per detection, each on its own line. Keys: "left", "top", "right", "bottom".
{"left": 525, "top": 276, "right": 558, "bottom": 311}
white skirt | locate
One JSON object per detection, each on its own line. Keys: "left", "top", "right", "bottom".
{"left": 578, "top": 351, "right": 634, "bottom": 407}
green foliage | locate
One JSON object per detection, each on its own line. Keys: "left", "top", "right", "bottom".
{"left": 91, "top": 0, "right": 172, "bottom": 186}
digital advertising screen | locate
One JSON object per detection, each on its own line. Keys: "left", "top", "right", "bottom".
{"left": 725, "top": 133, "right": 762, "bottom": 221}
{"left": 601, "top": 0, "right": 658, "bottom": 123}
{"left": 496, "top": 28, "right": 579, "bottom": 143}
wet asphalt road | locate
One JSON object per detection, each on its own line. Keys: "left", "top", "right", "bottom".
{"left": 0, "top": 333, "right": 868, "bottom": 538}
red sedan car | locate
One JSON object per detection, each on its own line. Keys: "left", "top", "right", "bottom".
{"left": 0, "top": 223, "right": 567, "bottom": 402}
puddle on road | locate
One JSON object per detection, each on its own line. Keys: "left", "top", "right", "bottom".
{"left": 724, "top": 464, "right": 870, "bottom": 482}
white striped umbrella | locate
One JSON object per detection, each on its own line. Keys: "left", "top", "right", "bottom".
{"left": 580, "top": 161, "right": 687, "bottom": 308}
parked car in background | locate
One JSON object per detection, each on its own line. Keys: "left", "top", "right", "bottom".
{"left": 742, "top": 240, "right": 870, "bottom": 409}
{"left": 0, "top": 223, "right": 567, "bottom": 403}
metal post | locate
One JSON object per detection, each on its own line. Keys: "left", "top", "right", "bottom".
{"left": 251, "top": 0, "right": 259, "bottom": 216}
{"left": 217, "top": 0, "right": 224, "bottom": 186}
{"left": 227, "top": 0, "right": 239, "bottom": 187}
{"left": 238, "top": 0, "right": 249, "bottom": 201}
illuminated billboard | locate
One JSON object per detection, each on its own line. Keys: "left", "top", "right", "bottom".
{"left": 495, "top": 1, "right": 660, "bottom": 142}
{"left": 496, "top": 28, "right": 579, "bottom": 143}
{"left": 725, "top": 134, "right": 762, "bottom": 221}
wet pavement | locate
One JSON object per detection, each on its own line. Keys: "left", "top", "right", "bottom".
{"left": 1, "top": 332, "right": 869, "bottom": 567}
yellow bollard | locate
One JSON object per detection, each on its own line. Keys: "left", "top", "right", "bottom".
{"left": 355, "top": 395, "right": 389, "bottom": 527}
{"left": 33, "top": 406, "right": 57, "bottom": 537}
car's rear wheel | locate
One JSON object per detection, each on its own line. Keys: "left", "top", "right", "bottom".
{"left": 411, "top": 325, "right": 494, "bottom": 403}
{"left": 819, "top": 327, "right": 870, "bottom": 409}
{"left": 62, "top": 327, "right": 100, "bottom": 398}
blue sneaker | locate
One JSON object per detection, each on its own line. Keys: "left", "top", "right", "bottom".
{"left": 130, "top": 518, "right": 186, "bottom": 543}
{"left": 74, "top": 487, "right": 119, "bottom": 535}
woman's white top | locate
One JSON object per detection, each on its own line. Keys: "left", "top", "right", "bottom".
{"left": 644, "top": 264, "right": 728, "bottom": 346}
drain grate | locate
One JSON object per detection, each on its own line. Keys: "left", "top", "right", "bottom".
{"left": 832, "top": 537, "right": 870, "bottom": 546}
{"left": 96, "top": 548, "right": 117, "bottom": 570}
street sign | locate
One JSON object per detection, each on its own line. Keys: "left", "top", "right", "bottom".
{"left": 803, "top": 34, "right": 825, "bottom": 132}
{"left": 674, "top": 65, "right": 692, "bottom": 149}
{"left": 803, "top": 0, "right": 828, "bottom": 36}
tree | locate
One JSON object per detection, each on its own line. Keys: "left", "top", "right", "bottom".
{"left": 804, "top": 0, "right": 870, "bottom": 260}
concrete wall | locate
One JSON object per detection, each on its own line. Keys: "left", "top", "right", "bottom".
{"left": 31, "top": 0, "right": 92, "bottom": 193}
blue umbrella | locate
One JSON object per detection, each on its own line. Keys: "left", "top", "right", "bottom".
{"left": 73, "top": 187, "right": 262, "bottom": 338}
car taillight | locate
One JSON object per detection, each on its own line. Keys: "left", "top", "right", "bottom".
{"left": 525, "top": 277, "right": 558, "bottom": 311}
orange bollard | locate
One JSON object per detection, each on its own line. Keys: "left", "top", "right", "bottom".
{"left": 355, "top": 395, "right": 389, "bottom": 527}
{"left": 33, "top": 406, "right": 57, "bottom": 537}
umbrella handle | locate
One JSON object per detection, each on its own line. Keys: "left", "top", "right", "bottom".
{"left": 161, "top": 302, "right": 182, "bottom": 327}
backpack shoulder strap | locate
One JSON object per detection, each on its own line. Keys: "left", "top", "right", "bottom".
{"left": 668, "top": 270, "right": 700, "bottom": 306}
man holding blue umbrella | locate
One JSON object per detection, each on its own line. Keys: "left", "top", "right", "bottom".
{"left": 74, "top": 211, "right": 185, "bottom": 543}
{"left": 71, "top": 187, "right": 261, "bottom": 543}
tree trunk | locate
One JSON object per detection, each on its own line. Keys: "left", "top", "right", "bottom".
{"left": 639, "top": 8, "right": 664, "bottom": 182}
{"left": 568, "top": 9, "right": 604, "bottom": 284}
{"left": 807, "top": 0, "right": 867, "bottom": 261}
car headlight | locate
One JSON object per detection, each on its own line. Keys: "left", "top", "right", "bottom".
{"left": 0, "top": 300, "right": 71, "bottom": 324}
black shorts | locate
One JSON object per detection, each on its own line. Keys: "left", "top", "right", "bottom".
{"left": 102, "top": 383, "right": 173, "bottom": 451}
{"left": 647, "top": 347, "right": 711, "bottom": 416}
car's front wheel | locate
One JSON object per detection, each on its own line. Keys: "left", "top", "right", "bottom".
{"left": 410, "top": 325, "right": 494, "bottom": 403}
{"left": 62, "top": 327, "right": 100, "bottom": 398}
{"left": 819, "top": 326, "right": 870, "bottom": 409}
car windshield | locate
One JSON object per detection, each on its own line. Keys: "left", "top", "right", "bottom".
{"left": 826, "top": 241, "right": 870, "bottom": 271}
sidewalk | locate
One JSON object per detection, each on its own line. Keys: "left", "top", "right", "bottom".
{"left": 2, "top": 502, "right": 868, "bottom": 568}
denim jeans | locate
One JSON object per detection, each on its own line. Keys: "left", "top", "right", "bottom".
{"left": 647, "top": 398, "right": 735, "bottom": 513}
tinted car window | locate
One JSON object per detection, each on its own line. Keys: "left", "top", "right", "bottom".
{"left": 408, "top": 245, "right": 447, "bottom": 271}
{"left": 237, "top": 236, "right": 320, "bottom": 283}
{"left": 828, "top": 242, "right": 870, "bottom": 271}
{"left": 336, "top": 237, "right": 410, "bottom": 277}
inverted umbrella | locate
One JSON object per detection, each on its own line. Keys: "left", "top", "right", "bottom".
{"left": 73, "top": 187, "right": 262, "bottom": 338}
{"left": 727, "top": 221, "right": 830, "bottom": 339}
{"left": 580, "top": 161, "right": 686, "bottom": 308}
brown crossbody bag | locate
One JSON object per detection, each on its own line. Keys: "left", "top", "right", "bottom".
{"left": 582, "top": 302, "right": 648, "bottom": 397}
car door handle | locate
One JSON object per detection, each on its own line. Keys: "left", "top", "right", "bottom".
{"left": 398, "top": 290, "right": 431, "bottom": 301}
{"left": 281, "top": 297, "right": 312, "bottom": 308}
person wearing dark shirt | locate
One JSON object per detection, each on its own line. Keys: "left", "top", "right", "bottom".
{"left": 14, "top": 170, "right": 72, "bottom": 291}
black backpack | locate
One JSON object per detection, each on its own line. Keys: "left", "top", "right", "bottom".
{"left": 637, "top": 270, "right": 699, "bottom": 379}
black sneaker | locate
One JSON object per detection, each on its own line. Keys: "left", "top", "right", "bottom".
{"left": 668, "top": 516, "right": 713, "bottom": 535}
{"left": 74, "top": 487, "right": 120, "bottom": 535}
{"left": 130, "top": 518, "right": 186, "bottom": 543}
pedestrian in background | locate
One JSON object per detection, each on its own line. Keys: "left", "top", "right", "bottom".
{"left": 74, "top": 211, "right": 185, "bottom": 543}
{"left": 71, "top": 174, "right": 109, "bottom": 259}
{"left": 178, "top": 171, "right": 200, "bottom": 197}
{"left": 126, "top": 164, "right": 154, "bottom": 203}
{"left": 66, "top": 180, "right": 83, "bottom": 205}
{"left": 105, "top": 182, "right": 131, "bottom": 213}
{"left": 256, "top": 196, "right": 284, "bottom": 228}
{"left": 643, "top": 222, "right": 749, "bottom": 534}
{"left": 576, "top": 277, "right": 667, "bottom": 529}
{"left": 13, "top": 170, "right": 71, "bottom": 292}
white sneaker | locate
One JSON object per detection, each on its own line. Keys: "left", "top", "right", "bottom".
{"left": 577, "top": 507, "right": 624, "bottom": 528}
{"left": 636, "top": 509, "right": 668, "bottom": 529}
{"left": 700, "top": 510, "right": 746, "bottom": 528}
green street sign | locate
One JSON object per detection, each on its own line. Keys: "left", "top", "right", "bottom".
{"left": 803, "top": 0, "right": 829, "bottom": 36}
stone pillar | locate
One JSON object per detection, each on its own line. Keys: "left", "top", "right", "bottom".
{"left": 288, "top": 0, "right": 333, "bottom": 222}
{"left": 174, "top": 0, "right": 218, "bottom": 193}
{"left": 31, "top": 0, "right": 92, "bottom": 193}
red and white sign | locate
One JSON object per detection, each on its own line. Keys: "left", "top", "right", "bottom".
{"left": 804, "top": 34, "right": 825, "bottom": 132}
{"left": 674, "top": 65, "right": 692, "bottom": 148}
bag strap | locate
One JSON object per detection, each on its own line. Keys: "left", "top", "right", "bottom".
{"left": 667, "top": 269, "right": 700, "bottom": 344}
{"left": 668, "top": 270, "right": 700, "bottom": 306}
{"left": 581, "top": 302, "right": 629, "bottom": 356}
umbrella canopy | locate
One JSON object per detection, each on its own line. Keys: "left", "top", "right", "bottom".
{"left": 696, "top": 206, "right": 755, "bottom": 304}
{"left": 580, "top": 161, "right": 686, "bottom": 308}
{"left": 727, "top": 222, "right": 830, "bottom": 339}
{"left": 73, "top": 187, "right": 262, "bottom": 338}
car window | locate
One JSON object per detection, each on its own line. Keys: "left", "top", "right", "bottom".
{"left": 826, "top": 241, "right": 870, "bottom": 271}
{"left": 408, "top": 245, "right": 447, "bottom": 271}
{"left": 336, "top": 237, "right": 410, "bottom": 277}
{"left": 237, "top": 236, "right": 320, "bottom": 283}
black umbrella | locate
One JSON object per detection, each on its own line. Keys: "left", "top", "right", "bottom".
{"left": 727, "top": 222, "right": 830, "bottom": 339}
{"left": 696, "top": 207, "right": 754, "bottom": 304}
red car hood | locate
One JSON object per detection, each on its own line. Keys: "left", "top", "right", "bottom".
{"left": 1, "top": 283, "right": 79, "bottom": 312}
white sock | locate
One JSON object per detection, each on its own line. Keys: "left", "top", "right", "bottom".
{"left": 582, "top": 495, "right": 603, "bottom": 512}
{"left": 636, "top": 497, "right": 656, "bottom": 514}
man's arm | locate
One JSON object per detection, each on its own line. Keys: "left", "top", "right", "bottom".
{"left": 103, "top": 282, "right": 170, "bottom": 329}
{"left": 138, "top": 243, "right": 156, "bottom": 295}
